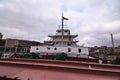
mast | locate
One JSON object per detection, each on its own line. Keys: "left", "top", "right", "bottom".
{"left": 62, "top": 13, "right": 64, "bottom": 41}
{"left": 61, "top": 13, "right": 68, "bottom": 45}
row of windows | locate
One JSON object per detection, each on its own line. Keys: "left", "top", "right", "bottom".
{"left": 57, "top": 30, "right": 69, "bottom": 33}
{"left": 68, "top": 48, "right": 81, "bottom": 53}
{"left": 0, "top": 47, "right": 28, "bottom": 52}
{"left": 36, "top": 47, "right": 81, "bottom": 53}
{"left": 36, "top": 47, "right": 57, "bottom": 50}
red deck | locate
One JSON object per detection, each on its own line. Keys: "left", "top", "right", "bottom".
{"left": 0, "top": 59, "right": 120, "bottom": 80}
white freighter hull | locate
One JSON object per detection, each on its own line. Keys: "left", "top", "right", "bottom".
{"left": 30, "top": 46, "right": 89, "bottom": 56}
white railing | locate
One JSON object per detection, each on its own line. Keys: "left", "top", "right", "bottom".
{"left": 1, "top": 53, "right": 15, "bottom": 58}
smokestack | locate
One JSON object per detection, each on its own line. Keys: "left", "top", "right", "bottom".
{"left": 111, "top": 33, "right": 114, "bottom": 53}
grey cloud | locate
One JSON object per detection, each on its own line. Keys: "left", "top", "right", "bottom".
{"left": 0, "top": 0, "right": 120, "bottom": 47}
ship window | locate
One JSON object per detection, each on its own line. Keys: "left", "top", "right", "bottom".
{"left": 47, "top": 47, "right": 50, "bottom": 50}
{"left": 36, "top": 48, "right": 39, "bottom": 50}
{"left": 57, "top": 30, "right": 61, "bottom": 32}
{"left": 68, "top": 48, "right": 71, "bottom": 52}
{"left": 65, "top": 30, "right": 68, "bottom": 32}
{"left": 54, "top": 48, "right": 57, "bottom": 50}
{"left": 68, "top": 42, "right": 71, "bottom": 46}
{"left": 78, "top": 49, "right": 81, "bottom": 53}
{"left": 56, "top": 42, "right": 58, "bottom": 44}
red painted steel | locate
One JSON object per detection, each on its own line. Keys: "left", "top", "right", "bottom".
{"left": 0, "top": 59, "right": 120, "bottom": 80}
{"left": 0, "top": 58, "right": 120, "bottom": 71}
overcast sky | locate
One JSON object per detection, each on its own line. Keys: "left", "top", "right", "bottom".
{"left": 0, "top": 0, "right": 120, "bottom": 47}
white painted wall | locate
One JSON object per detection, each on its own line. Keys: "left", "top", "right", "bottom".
{"left": 30, "top": 46, "right": 89, "bottom": 55}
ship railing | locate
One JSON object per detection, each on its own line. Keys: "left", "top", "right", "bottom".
{"left": 73, "top": 39, "right": 79, "bottom": 42}
{"left": 45, "top": 39, "right": 53, "bottom": 41}
{"left": 1, "top": 53, "right": 15, "bottom": 58}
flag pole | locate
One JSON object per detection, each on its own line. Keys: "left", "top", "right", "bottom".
{"left": 62, "top": 12, "right": 64, "bottom": 42}
{"left": 62, "top": 12, "right": 64, "bottom": 30}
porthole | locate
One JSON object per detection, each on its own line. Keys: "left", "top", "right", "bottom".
{"left": 36, "top": 48, "right": 39, "bottom": 50}
{"left": 54, "top": 48, "right": 57, "bottom": 50}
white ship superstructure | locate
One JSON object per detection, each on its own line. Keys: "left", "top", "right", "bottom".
{"left": 30, "top": 15, "right": 89, "bottom": 56}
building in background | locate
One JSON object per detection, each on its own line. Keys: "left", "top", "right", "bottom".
{"left": 0, "top": 39, "right": 5, "bottom": 47}
{"left": 5, "top": 39, "right": 42, "bottom": 48}
{"left": 0, "top": 33, "right": 43, "bottom": 54}
{"left": 5, "top": 39, "right": 18, "bottom": 48}
{"left": 0, "top": 33, "right": 3, "bottom": 39}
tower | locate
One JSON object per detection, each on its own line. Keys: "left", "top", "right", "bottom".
{"left": 111, "top": 33, "right": 114, "bottom": 53}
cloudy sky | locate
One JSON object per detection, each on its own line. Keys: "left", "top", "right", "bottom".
{"left": 0, "top": 0, "right": 120, "bottom": 47}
